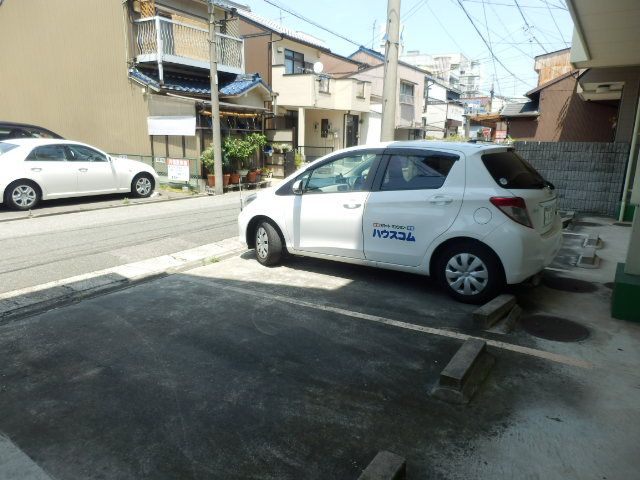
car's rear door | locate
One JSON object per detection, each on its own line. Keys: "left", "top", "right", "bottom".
{"left": 481, "top": 150, "right": 557, "bottom": 235}
{"left": 66, "top": 144, "right": 118, "bottom": 194}
{"left": 287, "top": 150, "right": 383, "bottom": 259}
{"left": 362, "top": 148, "right": 465, "bottom": 266}
{"left": 24, "top": 144, "right": 77, "bottom": 197}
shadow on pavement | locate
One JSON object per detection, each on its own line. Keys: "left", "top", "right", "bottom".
{"left": 0, "top": 258, "right": 586, "bottom": 480}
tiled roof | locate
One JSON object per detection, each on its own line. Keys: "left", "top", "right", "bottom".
{"left": 129, "top": 69, "right": 271, "bottom": 97}
{"left": 501, "top": 102, "right": 539, "bottom": 117}
{"left": 129, "top": 68, "right": 211, "bottom": 95}
{"left": 235, "top": 8, "right": 328, "bottom": 50}
{"left": 219, "top": 73, "right": 271, "bottom": 97}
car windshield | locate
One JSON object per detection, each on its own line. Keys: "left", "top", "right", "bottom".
{"left": 481, "top": 150, "right": 548, "bottom": 189}
{"left": 0, "top": 142, "right": 18, "bottom": 156}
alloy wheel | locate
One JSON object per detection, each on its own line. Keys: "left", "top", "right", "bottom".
{"left": 256, "top": 226, "right": 269, "bottom": 259}
{"left": 12, "top": 185, "right": 37, "bottom": 208}
{"left": 136, "top": 177, "right": 152, "bottom": 196}
{"left": 445, "top": 253, "right": 489, "bottom": 296}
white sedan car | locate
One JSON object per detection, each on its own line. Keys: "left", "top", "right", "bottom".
{"left": 238, "top": 141, "right": 562, "bottom": 304}
{"left": 0, "top": 139, "right": 158, "bottom": 210}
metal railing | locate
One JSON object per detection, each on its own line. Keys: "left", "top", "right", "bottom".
{"left": 134, "top": 16, "right": 244, "bottom": 72}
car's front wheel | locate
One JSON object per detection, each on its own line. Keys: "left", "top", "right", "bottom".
{"left": 5, "top": 181, "right": 41, "bottom": 210}
{"left": 255, "top": 221, "right": 283, "bottom": 266}
{"left": 436, "top": 241, "right": 504, "bottom": 304}
{"left": 131, "top": 173, "right": 154, "bottom": 198}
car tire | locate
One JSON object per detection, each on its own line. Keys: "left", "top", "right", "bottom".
{"left": 436, "top": 241, "right": 504, "bottom": 304}
{"left": 131, "top": 173, "right": 154, "bottom": 198}
{"left": 4, "top": 180, "right": 41, "bottom": 210}
{"left": 255, "top": 221, "right": 283, "bottom": 266}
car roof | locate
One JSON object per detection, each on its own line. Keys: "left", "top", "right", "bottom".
{"left": 335, "top": 140, "right": 509, "bottom": 155}
{"left": 385, "top": 140, "right": 509, "bottom": 154}
{"left": 0, "top": 121, "right": 63, "bottom": 138}
{"left": 0, "top": 138, "right": 82, "bottom": 147}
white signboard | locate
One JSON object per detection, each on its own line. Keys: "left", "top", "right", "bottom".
{"left": 167, "top": 158, "right": 190, "bottom": 182}
{"left": 147, "top": 116, "right": 196, "bottom": 136}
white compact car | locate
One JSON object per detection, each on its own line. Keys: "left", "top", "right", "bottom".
{"left": 0, "top": 139, "right": 158, "bottom": 210}
{"left": 238, "top": 141, "right": 562, "bottom": 303}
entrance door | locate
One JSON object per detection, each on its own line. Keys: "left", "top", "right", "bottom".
{"left": 363, "top": 149, "right": 465, "bottom": 267}
{"left": 345, "top": 114, "right": 359, "bottom": 147}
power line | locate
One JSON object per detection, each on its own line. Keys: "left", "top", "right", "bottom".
{"left": 513, "top": 0, "right": 548, "bottom": 52}
{"left": 462, "top": 0, "right": 567, "bottom": 9}
{"left": 261, "top": 0, "right": 364, "bottom": 47}
{"left": 481, "top": 0, "right": 501, "bottom": 97}
{"left": 455, "top": 0, "right": 529, "bottom": 85}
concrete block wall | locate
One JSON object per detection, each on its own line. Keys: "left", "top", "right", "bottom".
{"left": 514, "top": 141, "right": 630, "bottom": 217}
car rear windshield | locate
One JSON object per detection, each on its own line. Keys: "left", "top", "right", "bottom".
{"left": 0, "top": 142, "right": 18, "bottom": 156}
{"left": 481, "top": 150, "right": 546, "bottom": 189}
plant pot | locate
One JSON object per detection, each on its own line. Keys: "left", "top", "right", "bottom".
{"left": 229, "top": 173, "right": 240, "bottom": 184}
{"left": 247, "top": 171, "right": 258, "bottom": 183}
{"left": 223, "top": 173, "right": 230, "bottom": 187}
{"left": 207, "top": 174, "right": 215, "bottom": 187}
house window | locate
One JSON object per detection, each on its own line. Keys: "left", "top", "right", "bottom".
{"left": 285, "top": 49, "right": 305, "bottom": 74}
{"left": 318, "top": 76, "right": 330, "bottom": 94}
{"left": 356, "top": 81, "right": 365, "bottom": 98}
{"left": 400, "top": 81, "right": 414, "bottom": 105}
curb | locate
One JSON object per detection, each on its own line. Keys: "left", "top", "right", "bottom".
{"left": 0, "top": 240, "right": 246, "bottom": 323}
{"left": 431, "top": 338, "right": 495, "bottom": 404}
{"left": 358, "top": 451, "right": 406, "bottom": 480}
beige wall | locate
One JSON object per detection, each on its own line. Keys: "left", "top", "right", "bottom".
{"left": 0, "top": 0, "right": 158, "bottom": 155}
{"left": 303, "top": 109, "right": 347, "bottom": 155}
{"left": 272, "top": 66, "right": 369, "bottom": 112}
{"left": 350, "top": 64, "right": 424, "bottom": 129}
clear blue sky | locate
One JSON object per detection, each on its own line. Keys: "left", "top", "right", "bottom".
{"left": 242, "top": 0, "right": 575, "bottom": 98}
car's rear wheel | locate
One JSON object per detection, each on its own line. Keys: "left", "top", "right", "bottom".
{"left": 5, "top": 181, "right": 41, "bottom": 210}
{"left": 436, "top": 241, "right": 504, "bottom": 304}
{"left": 131, "top": 173, "right": 154, "bottom": 198}
{"left": 255, "top": 221, "right": 283, "bottom": 266}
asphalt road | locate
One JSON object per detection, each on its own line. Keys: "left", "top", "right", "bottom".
{"left": 0, "top": 194, "right": 243, "bottom": 294}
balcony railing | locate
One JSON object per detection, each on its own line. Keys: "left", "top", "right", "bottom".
{"left": 134, "top": 16, "right": 244, "bottom": 74}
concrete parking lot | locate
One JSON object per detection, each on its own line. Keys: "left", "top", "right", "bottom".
{"left": 1, "top": 235, "right": 639, "bottom": 479}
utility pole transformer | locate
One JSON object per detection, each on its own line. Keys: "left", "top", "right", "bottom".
{"left": 380, "top": 0, "right": 400, "bottom": 142}
{"left": 208, "top": 2, "right": 224, "bottom": 195}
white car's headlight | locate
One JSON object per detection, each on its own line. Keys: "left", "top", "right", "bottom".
{"left": 243, "top": 193, "right": 258, "bottom": 208}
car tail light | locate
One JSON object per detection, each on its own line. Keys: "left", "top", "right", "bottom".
{"left": 490, "top": 196, "right": 533, "bottom": 228}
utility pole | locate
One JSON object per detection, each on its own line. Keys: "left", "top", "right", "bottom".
{"left": 208, "top": 1, "right": 224, "bottom": 195}
{"left": 380, "top": 0, "right": 400, "bottom": 142}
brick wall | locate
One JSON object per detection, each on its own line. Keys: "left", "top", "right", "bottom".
{"left": 513, "top": 141, "right": 630, "bottom": 217}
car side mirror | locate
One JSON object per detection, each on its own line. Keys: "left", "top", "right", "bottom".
{"left": 292, "top": 179, "right": 304, "bottom": 195}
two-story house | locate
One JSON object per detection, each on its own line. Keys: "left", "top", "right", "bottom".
{"left": 237, "top": 9, "right": 371, "bottom": 162}
{"left": 0, "top": 0, "right": 270, "bottom": 175}
{"left": 423, "top": 79, "right": 464, "bottom": 139}
{"left": 348, "top": 47, "right": 426, "bottom": 142}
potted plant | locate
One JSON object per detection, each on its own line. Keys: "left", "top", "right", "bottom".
{"left": 201, "top": 145, "right": 217, "bottom": 187}
{"left": 201, "top": 145, "right": 232, "bottom": 187}
{"left": 262, "top": 167, "right": 272, "bottom": 178}
{"left": 247, "top": 168, "right": 258, "bottom": 183}
{"left": 223, "top": 133, "right": 267, "bottom": 183}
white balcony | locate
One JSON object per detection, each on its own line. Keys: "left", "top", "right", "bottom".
{"left": 134, "top": 16, "right": 244, "bottom": 75}
{"left": 272, "top": 66, "right": 370, "bottom": 112}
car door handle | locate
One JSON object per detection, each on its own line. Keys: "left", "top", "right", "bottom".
{"left": 428, "top": 195, "right": 453, "bottom": 206}
{"left": 31, "top": 168, "right": 42, "bottom": 172}
{"left": 78, "top": 168, "right": 88, "bottom": 172}
{"left": 343, "top": 203, "right": 361, "bottom": 209}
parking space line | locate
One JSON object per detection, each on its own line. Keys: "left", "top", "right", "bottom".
{"left": 206, "top": 281, "right": 592, "bottom": 369}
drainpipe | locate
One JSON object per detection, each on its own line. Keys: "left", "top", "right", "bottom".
{"left": 619, "top": 85, "right": 640, "bottom": 221}
{"left": 155, "top": 16, "right": 164, "bottom": 84}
